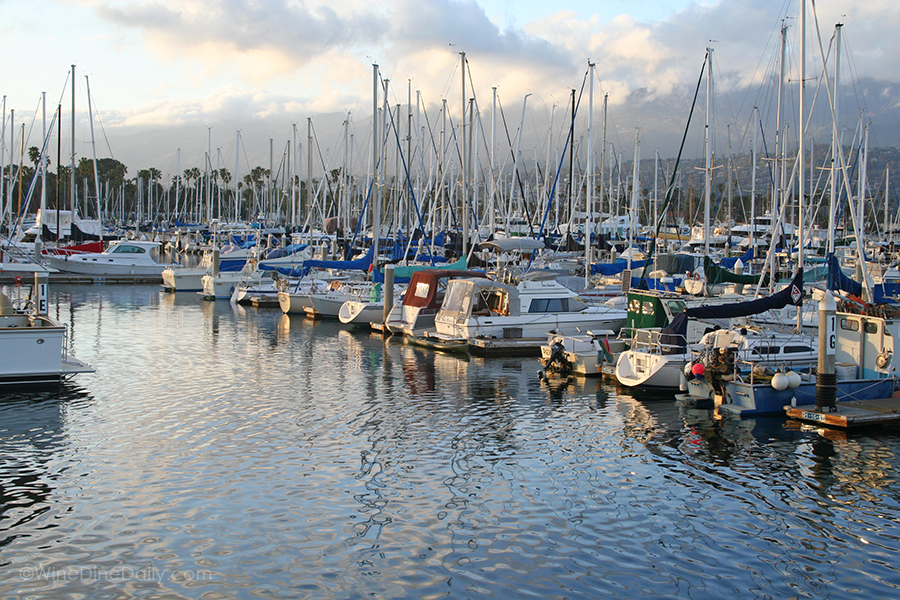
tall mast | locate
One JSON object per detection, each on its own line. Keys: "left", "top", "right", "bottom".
{"left": 307, "top": 117, "right": 314, "bottom": 247}
{"left": 70, "top": 65, "right": 76, "bottom": 217}
{"left": 372, "top": 63, "right": 380, "bottom": 267}
{"left": 36, "top": 92, "right": 47, "bottom": 260}
{"left": 460, "top": 51, "right": 468, "bottom": 258}
{"left": 86, "top": 77, "right": 102, "bottom": 244}
{"left": 704, "top": 48, "right": 713, "bottom": 258}
{"left": 585, "top": 61, "right": 595, "bottom": 287}
{"left": 600, "top": 93, "right": 607, "bottom": 244}
{"left": 629, "top": 128, "right": 640, "bottom": 271}
{"left": 797, "top": 0, "right": 806, "bottom": 329}
{"left": 490, "top": 87, "right": 496, "bottom": 236}
{"left": 797, "top": 0, "right": 806, "bottom": 331}
{"left": 774, "top": 23, "right": 786, "bottom": 253}
{"left": 1, "top": 96, "right": 6, "bottom": 236}
{"left": 751, "top": 106, "right": 759, "bottom": 251}
{"left": 828, "top": 23, "right": 843, "bottom": 254}
{"left": 235, "top": 131, "right": 241, "bottom": 222}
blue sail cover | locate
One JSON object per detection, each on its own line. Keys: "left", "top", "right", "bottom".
{"left": 631, "top": 276, "right": 684, "bottom": 292}
{"left": 591, "top": 259, "right": 647, "bottom": 276}
{"left": 273, "top": 244, "right": 374, "bottom": 278}
{"left": 686, "top": 269, "right": 803, "bottom": 320}
{"left": 718, "top": 247, "right": 754, "bottom": 269}
{"left": 173, "top": 219, "right": 202, "bottom": 228}
{"left": 826, "top": 253, "right": 862, "bottom": 297}
{"left": 660, "top": 269, "right": 804, "bottom": 351}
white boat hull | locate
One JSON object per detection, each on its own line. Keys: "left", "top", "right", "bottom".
{"left": 615, "top": 350, "right": 689, "bottom": 389}
{"left": 339, "top": 300, "right": 384, "bottom": 325}
{"left": 48, "top": 254, "right": 169, "bottom": 276}
{"left": 0, "top": 314, "right": 93, "bottom": 385}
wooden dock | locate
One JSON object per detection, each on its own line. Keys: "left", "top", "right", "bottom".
{"left": 0, "top": 272, "right": 162, "bottom": 285}
{"left": 786, "top": 398, "right": 900, "bottom": 428}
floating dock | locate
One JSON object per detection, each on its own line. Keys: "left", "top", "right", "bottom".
{"left": 467, "top": 337, "right": 546, "bottom": 356}
{"left": 0, "top": 272, "right": 162, "bottom": 285}
{"left": 786, "top": 398, "right": 900, "bottom": 428}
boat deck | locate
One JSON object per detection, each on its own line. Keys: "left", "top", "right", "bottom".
{"left": 786, "top": 398, "right": 900, "bottom": 428}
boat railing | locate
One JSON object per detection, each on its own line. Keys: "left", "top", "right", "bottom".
{"left": 619, "top": 327, "right": 688, "bottom": 356}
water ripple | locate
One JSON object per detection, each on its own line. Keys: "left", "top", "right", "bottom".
{"left": 2, "top": 285, "right": 900, "bottom": 598}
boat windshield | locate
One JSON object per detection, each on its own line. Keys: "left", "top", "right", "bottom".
{"left": 111, "top": 245, "right": 146, "bottom": 254}
{"left": 667, "top": 300, "right": 687, "bottom": 315}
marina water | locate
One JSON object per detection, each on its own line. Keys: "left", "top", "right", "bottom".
{"left": 2, "top": 284, "right": 899, "bottom": 599}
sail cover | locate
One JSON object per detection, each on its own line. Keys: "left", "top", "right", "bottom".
{"left": 660, "top": 270, "right": 804, "bottom": 348}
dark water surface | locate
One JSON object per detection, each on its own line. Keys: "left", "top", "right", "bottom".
{"left": 1, "top": 284, "right": 899, "bottom": 599}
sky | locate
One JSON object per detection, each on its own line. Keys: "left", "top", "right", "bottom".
{"left": 1, "top": 0, "right": 898, "bottom": 177}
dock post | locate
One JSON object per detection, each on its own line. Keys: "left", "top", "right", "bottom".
{"left": 815, "top": 290, "right": 837, "bottom": 412}
{"left": 212, "top": 246, "right": 220, "bottom": 276}
{"left": 383, "top": 264, "right": 395, "bottom": 325}
{"left": 34, "top": 272, "right": 49, "bottom": 316}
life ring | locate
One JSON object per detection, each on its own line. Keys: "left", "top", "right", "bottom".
{"left": 876, "top": 351, "right": 891, "bottom": 369}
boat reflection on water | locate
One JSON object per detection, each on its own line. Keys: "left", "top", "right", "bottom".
{"left": 5, "top": 284, "right": 899, "bottom": 600}
{"left": 0, "top": 384, "right": 93, "bottom": 545}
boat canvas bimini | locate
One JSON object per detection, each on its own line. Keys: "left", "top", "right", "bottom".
{"left": 431, "top": 274, "right": 627, "bottom": 343}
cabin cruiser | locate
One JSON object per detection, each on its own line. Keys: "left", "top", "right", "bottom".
{"left": 430, "top": 273, "right": 627, "bottom": 343}
{"left": 0, "top": 276, "right": 93, "bottom": 385}
{"left": 383, "top": 269, "right": 488, "bottom": 338}
{"left": 46, "top": 239, "right": 176, "bottom": 276}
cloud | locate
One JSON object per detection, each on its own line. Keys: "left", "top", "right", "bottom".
{"left": 72, "top": 0, "right": 900, "bottom": 169}
{"left": 94, "top": 0, "right": 389, "bottom": 75}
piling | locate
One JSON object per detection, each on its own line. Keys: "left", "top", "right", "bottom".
{"left": 383, "top": 265, "right": 395, "bottom": 324}
{"left": 34, "top": 272, "right": 49, "bottom": 316}
{"left": 815, "top": 290, "right": 837, "bottom": 412}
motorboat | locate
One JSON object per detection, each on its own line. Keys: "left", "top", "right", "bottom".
{"left": 46, "top": 239, "right": 176, "bottom": 277}
{"left": 538, "top": 330, "right": 626, "bottom": 378}
{"left": 384, "top": 269, "right": 488, "bottom": 338}
{"left": 431, "top": 273, "right": 627, "bottom": 343}
{"left": 676, "top": 288, "right": 900, "bottom": 416}
{"left": 0, "top": 276, "right": 93, "bottom": 385}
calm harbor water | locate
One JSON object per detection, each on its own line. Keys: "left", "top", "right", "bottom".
{"left": 2, "top": 283, "right": 900, "bottom": 599}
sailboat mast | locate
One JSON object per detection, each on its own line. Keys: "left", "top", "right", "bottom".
{"left": 629, "top": 128, "right": 640, "bottom": 271}
{"left": 33, "top": 92, "right": 48, "bottom": 259}
{"left": 70, "top": 65, "right": 76, "bottom": 217}
{"left": 372, "top": 63, "right": 380, "bottom": 268}
{"left": 828, "top": 23, "right": 842, "bottom": 254}
{"left": 85, "top": 77, "right": 102, "bottom": 245}
{"left": 798, "top": 0, "right": 806, "bottom": 330}
{"left": 490, "top": 87, "right": 497, "bottom": 236}
{"left": 774, "top": 24, "right": 786, "bottom": 253}
{"left": 460, "top": 51, "right": 468, "bottom": 259}
{"left": 585, "top": 61, "right": 595, "bottom": 288}
{"left": 751, "top": 106, "right": 759, "bottom": 251}
{"left": 704, "top": 48, "right": 712, "bottom": 258}
{"left": 1, "top": 97, "right": 6, "bottom": 237}
{"left": 600, "top": 93, "right": 607, "bottom": 245}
